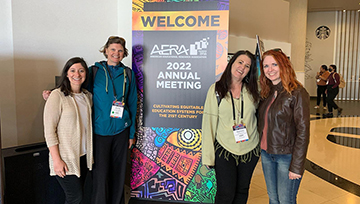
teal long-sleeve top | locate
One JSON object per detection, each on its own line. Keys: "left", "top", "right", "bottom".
{"left": 90, "top": 61, "right": 137, "bottom": 139}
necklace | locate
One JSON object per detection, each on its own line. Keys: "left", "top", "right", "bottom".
{"left": 231, "top": 83, "right": 242, "bottom": 99}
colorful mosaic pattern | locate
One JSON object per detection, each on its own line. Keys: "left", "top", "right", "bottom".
{"left": 135, "top": 127, "right": 159, "bottom": 160}
{"left": 216, "top": 30, "right": 228, "bottom": 80}
{"left": 153, "top": 127, "right": 180, "bottom": 147}
{"left": 185, "top": 165, "right": 216, "bottom": 202}
{"left": 131, "top": 168, "right": 187, "bottom": 200}
{"left": 156, "top": 141, "right": 201, "bottom": 185}
{"left": 130, "top": 128, "right": 216, "bottom": 202}
{"left": 131, "top": 148, "right": 161, "bottom": 189}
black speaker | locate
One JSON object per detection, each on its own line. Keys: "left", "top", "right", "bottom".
{"left": 2, "top": 142, "right": 65, "bottom": 204}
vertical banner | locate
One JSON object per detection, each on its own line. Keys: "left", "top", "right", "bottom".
{"left": 131, "top": 1, "right": 229, "bottom": 203}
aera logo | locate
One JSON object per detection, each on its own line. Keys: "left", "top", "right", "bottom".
{"left": 150, "top": 38, "right": 210, "bottom": 58}
{"left": 150, "top": 45, "right": 189, "bottom": 56}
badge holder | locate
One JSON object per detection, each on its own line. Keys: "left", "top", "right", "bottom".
{"left": 230, "top": 91, "right": 249, "bottom": 143}
{"left": 110, "top": 100, "right": 124, "bottom": 119}
{"left": 233, "top": 122, "right": 249, "bottom": 143}
{"left": 107, "top": 67, "right": 127, "bottom": 119}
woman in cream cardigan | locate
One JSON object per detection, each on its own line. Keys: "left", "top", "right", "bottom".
{"left": 43, "top": 57, "right": 93, "bottom": 204}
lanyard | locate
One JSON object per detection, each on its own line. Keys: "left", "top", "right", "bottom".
{"left": 230, "top": 90, "right": 244, "bottom": 125}
{"left": 105, "top": 64, "right": 126, "bottom": 103}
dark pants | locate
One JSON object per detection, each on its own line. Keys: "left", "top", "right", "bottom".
{"left": 327, "top": 85, "right": 339, "bottom": 112}
{"left": 214, "top": 145, "right": 259, "bottom": 204}
{"left": 56, "top": 155, "right": 89, "bottom": 204}
{"left": 316, "top": 85, "right": 327, "bottom": 106}
{"left": 91, "top": 129, "right": 129, "bottom": 204}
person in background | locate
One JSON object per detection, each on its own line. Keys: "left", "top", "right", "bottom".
{"left": 43, "top": 57, "right": 93, "bottom": 204}
{"left": 202, "top": 50, "right": 260, "bottom": 204}
{"left": 323, "top": 64, "right": 343, "bottom": 118}
{"left": 258, "top": 49, "right": 310, "bottom": 204}
{"left": 314, "top": 65, "right": 330, "bottom": 110}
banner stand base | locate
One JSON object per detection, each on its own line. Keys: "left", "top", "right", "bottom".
{"left": 129, "top": 197, "right": 212, "bottom": 204}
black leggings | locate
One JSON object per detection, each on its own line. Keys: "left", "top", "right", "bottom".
{"left": 56, "top": 155, "right": 89, "bottom": 204}
{"left": 214, "top": 145, "right": 259, "bottom": 204}
{"left": 316, "top": 85, "right": 327, "bottom": 106}
{"left": 327, "top": 85, "right": 339, "bottom": 112}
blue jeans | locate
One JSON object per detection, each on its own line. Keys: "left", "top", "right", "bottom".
{"left": 261, "top": 150, "right": 301, "bottom": 204}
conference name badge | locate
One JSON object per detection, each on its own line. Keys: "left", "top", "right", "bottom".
{"left": 233, "top": 123, "right": 249, "bottom": 143}
{"left": 110, "top": 100, "right": 124, "bottom": 119}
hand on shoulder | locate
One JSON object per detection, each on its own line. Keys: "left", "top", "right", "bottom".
{"left": 42, "top": 90, "right": 51, "bottom": 101}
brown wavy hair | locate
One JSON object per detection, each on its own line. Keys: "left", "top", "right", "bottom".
{"left": 100, "top": 36, "right": 129, "bottom": 58}
{"left": 259, "top": 49, "right": 302, "bottom": 98}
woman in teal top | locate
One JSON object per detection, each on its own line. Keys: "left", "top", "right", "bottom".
{"left": 202, "top": 50, "right": 260, "bottom": 204}
{"left": 90, "top": 36, "right": 137, "bottom": 204}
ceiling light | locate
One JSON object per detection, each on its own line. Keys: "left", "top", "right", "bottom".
{"left": 343, "top": 10, "right": 346, "bottom": 12}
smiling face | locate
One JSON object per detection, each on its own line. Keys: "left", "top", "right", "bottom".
{"left": 231, "top": 54, "right": 251, "bottom": 83}
{"left": 263, "top": 55, "right": 281, "bottom": 85}
{"left": 67, "top": 63, "right": 86, "bottom": 90}
{"left": 105, "top": 43, "right": 124, "bottom": 66}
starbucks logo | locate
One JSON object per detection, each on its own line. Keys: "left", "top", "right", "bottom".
{"left": 316, "top": 26, "right": 330, "bottom": 40}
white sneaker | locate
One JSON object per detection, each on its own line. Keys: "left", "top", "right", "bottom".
{"left": 323, "top": 107, "right": 327, "bottom": 110}
{"left": 314, "top": 106, "right": 319, "bottom": 109}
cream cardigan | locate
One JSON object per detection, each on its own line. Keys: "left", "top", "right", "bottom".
{"left": 43, "top": 88, "right": 93, "bottom": 177}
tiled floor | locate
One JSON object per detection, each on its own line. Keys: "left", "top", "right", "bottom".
{"left": 248, "top": 161, "right": 360, "bottom": 204}
{"left": 127, "top": 99, "right": 360, "bottom": 204}
{"left": 248, "top": 99, "right": 360, "bottom": 204}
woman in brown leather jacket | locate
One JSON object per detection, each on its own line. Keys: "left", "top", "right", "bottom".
{"left": 258, "top": 49, "right": 310, "bottom": 204}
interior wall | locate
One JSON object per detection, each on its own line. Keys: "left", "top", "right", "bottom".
{"left": 289, "top": 0, "right": 308, "bottom": 73}
{"left": 229, "top": 0, "right": 289, "bottom": 42}
{"left": 0, "top": 0, "right": 18, "bottom": 147}
{"left": 228, "top": 35, "right": 291, "bottom": 56}
{"left": 229, "top": 0, "right": 308, "bottom": 87}
{"left": 0, "top": 0, "right": 132, "bottom": 148}
{"left": 1, "top": 0, "right": 297, "bottom": 148}
{"left": 305, "top": 11, "right": 336, "bottom": 97}
{"left": 228, "top": 0, "right": 309, "bottom": 85}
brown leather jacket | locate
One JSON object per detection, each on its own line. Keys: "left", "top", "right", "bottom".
{"left": 258, "top": 82, "right": 310, "bottom": 175}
